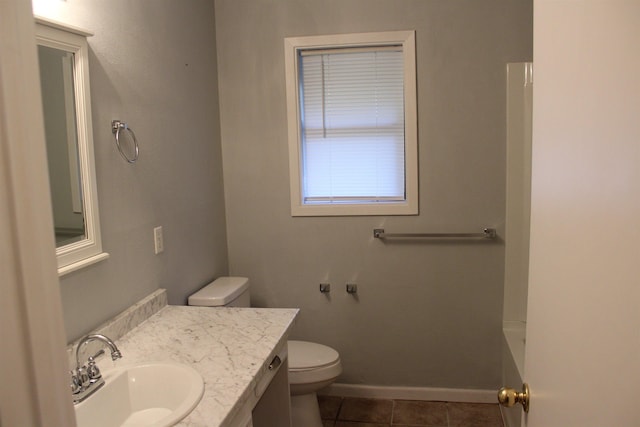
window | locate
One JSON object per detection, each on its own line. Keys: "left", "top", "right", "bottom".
{"left": 284, "top": 31, "right": 418, "bottom": 216}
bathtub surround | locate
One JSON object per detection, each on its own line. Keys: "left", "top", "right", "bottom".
{"left": 215, "top": 0, "right": 532, "bottom": 390}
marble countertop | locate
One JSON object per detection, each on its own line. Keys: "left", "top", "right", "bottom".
{"left": 105, "top": 305, "right": 298, "bottom": 426}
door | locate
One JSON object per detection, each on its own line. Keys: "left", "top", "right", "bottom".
{"left": 522, "top": 1, "right": 640, "bottom": 426}
{"left": 0, "top": 0, "right": 76, "bottom": 425}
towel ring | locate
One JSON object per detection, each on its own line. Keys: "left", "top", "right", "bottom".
{"left": 111, "top": 120, "right": 139, "bottom": 163}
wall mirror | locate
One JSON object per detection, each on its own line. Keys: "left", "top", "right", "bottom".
{"left": 36, "top": 17, "right": 108, "bottom": 276}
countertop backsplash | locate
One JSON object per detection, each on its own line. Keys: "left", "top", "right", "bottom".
{"left": 66, "top": 288, "right": 168, "bottom": 369}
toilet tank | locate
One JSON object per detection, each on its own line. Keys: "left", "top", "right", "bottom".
{"left": 188, "top": 276, "right": 251, "bottom": 307}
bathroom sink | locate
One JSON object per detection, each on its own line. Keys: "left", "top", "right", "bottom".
{"left": 74, "top": 362, "right": 204, "bottom": 427}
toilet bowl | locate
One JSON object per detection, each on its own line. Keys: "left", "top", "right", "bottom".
{"left": 188, "top": 277, "right": 341, "bottom": 427}
{"left": 288, "top": 340, "right": 342, "bottom": 427}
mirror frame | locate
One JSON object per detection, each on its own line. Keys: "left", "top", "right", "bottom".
{"left": 36, "top": 17, "right": 108, "bottom": 276}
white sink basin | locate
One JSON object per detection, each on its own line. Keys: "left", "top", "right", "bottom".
{"left": 75, "top": 362, "right": 204, "bottom": 427}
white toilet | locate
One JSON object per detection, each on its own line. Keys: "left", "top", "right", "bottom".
{"left": 188, "top": 277, "right": 342, "bottom": 427}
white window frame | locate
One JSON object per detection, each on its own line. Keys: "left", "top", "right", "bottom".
{"left": 284, "top": 31, "right": 418, "bottom": 216}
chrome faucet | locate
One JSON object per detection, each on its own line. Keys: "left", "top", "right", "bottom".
{"left": 70, "top": 334, "right": 123, "bottom": 404}
{"left": 75, "top": 334, "right": 122, "bottom": 369}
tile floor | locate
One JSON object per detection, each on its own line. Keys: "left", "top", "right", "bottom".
{"left": 318, "top": 396, "right": 505, "bottom": 427}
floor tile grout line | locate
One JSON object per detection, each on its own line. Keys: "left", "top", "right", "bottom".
{"left": 390, "top": 398, "right": 396, "bottom": 425}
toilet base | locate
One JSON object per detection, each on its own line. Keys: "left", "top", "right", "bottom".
{"left": 290, "top": 392, "right": 322, "bottom": 427}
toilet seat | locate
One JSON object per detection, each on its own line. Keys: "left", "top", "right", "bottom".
{"left": 288, "top": 340, "right": 342, "bottom": 385}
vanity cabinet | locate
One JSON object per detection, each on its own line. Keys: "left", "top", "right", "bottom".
{"left": 225, "top": 340, "right": 292, "bottom": 427}
{"left": 87, "top": 297, "right": 299, "bottom": 427}
{"left": 252, "top": 356, "right": 292, "bottom": 427}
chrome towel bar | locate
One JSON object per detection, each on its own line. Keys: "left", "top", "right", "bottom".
{"left": 373, "top": 228, "right": 497, "bottom": 240}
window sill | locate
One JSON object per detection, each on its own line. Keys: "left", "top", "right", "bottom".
{"left": 291, "top": 202, "right": 418, "bottom": 217}
{"left": 58, "top": 252, "right": 109, "bottom": 277}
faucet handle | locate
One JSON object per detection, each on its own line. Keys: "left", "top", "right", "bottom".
{"left": 76, "top": 366, "right": 90, "bottom": 389}
{"left": 70, "top": 370, "right": 81, "bottom": 394}
{"left": 89, "top": 348, "right": 105, "bottom": 361}
{"left": 87, "top": 356, "right": 102, "bottom": 380}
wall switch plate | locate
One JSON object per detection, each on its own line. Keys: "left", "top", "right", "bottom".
{"left": 153, "top": 226, "right": 164, "bottom": 254}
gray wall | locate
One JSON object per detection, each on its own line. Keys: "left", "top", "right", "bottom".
{"left": 215, "top": 0, "right": 532, "bottom": 389}
{"left": 36, "top": 0, "right": 228, "bottom": 342}
{"left": 38, "top": 0, "right": 533, "bottom": 391}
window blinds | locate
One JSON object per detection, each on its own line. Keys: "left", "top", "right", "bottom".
{"left": 299, "top": 47, "right": 405, "bottom": 204}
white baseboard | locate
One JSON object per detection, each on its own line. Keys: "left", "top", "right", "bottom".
{"left": 319, "top": 383, "right": 497, "bottom": 404}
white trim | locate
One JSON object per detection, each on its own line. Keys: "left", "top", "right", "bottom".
{"left": 35, "top": 19, "right": 109, "bottom": 274}
{"left": 35, "top": 16, "right": 93, "bottom": 37}
{"left": 284, "top": 31, "right": 418, "bottom": 217}
{"left": 320, "top": 383, "right": 497, "bottom": 404}
{"left": 58, "top": 252, "right": 110, "bottom": 277}
{"left": 300, "top": 45, "right": 402, "bottom": 56}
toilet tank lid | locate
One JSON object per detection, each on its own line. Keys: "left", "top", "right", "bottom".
{"left": 188, "top": 277, "right": 249, "bottom": 307}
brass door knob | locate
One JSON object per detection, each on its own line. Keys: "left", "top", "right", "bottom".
{"left": 498, "top": 383, "right": 530, "bottom": 413}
